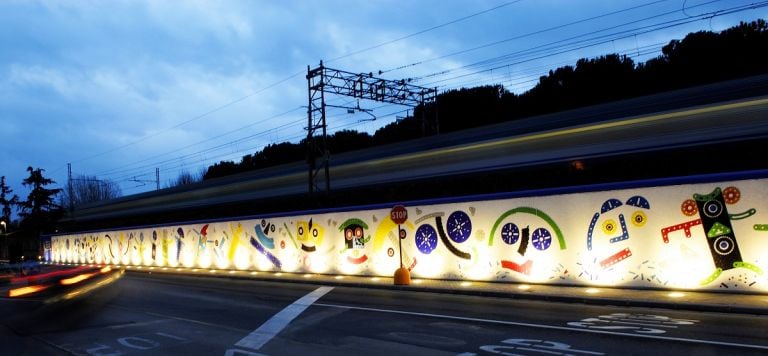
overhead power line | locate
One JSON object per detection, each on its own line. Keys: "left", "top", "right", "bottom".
{"left": 449, "top": 0, "right": 725, "bottom": 72}
{"left": 410, "top": 0, "right": 728, "bottom": 84}
{"left": 440, "top": 42, "right": 666, "bottom": 92}
{"left": 77, "top": 2, "right": 528, "bottom": 175}
{"left": 415, "top": 1, "right": 768, "bottom": 87}
{"left": 69, "top": 0, "right": 764, "bottom": 197}
{"left": 89, "top": 105, "right": 305, "bottom": 177}
{"left": 326, "top": 0, "right": 525, "bottom": 64}
{"left": 117, "top": 107, "right": 410, "bottom": 194}
{"left": 378, "top": 0, "right": 673, "bottom": 75}
{"left": 104, "top": 117, "right": 306, "bottom": 182}
{"left": 68, "top": 70, "right": 305, "bottom": 166}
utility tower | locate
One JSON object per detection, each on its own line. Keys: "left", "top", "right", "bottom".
{"left": 306, "top": 61, "right": 437, "bottom": 194}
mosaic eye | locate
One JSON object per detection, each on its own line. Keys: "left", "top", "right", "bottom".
{"left": 501, "top": 222, "right": 520, "bottom": 245}
{"left": 702, "top": 200, "right": 724, "bottom": 219}
{"left": 681, "top": 199, "right": 697, "bottom": 216}
{"left": 345, "top": 228, "right": 353, "bottom": 240}
{"left": 446, "top": 211, "right": 472, "bottom": 243}
{"left": 723, "top": 186, "right": 740, "bottom": 205}
{"left": 354, "top": 226, "right": 363, "bottom": 238}
{"left": 415, "top": 224, "right": 438, "bottom": 254}
{"left": 602, "top": 219, "right": 617, "bottom": 234}
{"left": 531, "top": 228, "right": 552, "bottom": 251}
{"left": 631, "top": 211, "right": 647, "bottom": 227}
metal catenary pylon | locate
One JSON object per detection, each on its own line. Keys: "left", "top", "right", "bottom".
{"left": 306, "top": 60, "right": 437, "bottom": 194}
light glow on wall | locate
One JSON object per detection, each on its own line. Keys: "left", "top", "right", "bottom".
{"left": 414, "top": 253, "right": 446, "bottom": 279}
{"left": 233, "top": 249, "right": 250, "bottom": 270}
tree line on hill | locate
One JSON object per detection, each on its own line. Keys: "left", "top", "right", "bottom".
{"left": 204, "top": 19, "right": 768, "bottom": 180}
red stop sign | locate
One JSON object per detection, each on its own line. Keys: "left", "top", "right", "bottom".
{"left": 390, "top": 205, "right": 408, "bottom": 224}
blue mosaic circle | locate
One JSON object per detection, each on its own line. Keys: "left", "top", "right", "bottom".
{"left": 531, "top": 227, "right": 552, "bottom": 251}
{"left": 415, "top": 224, "right": 438, "bottom": 254}
{"left": 446, "top": 211, "right": 472, "bottom": 243}
{"left": 501, "top": 223, "right": 520, "bottom": 245}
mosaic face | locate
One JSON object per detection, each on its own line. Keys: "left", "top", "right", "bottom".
{"left": 296, "top": 219, "right": 324, "bottom": 252}
{"left": 490, "top": 207, "right": 565, "bottom": 275}
{"left": 662, "top": 187, "right": 763, "bottom": 285}
{"left": 586, "top": 196, "right": 650, "bottom": 269}
{"left": 414, "top": 210, "right": 472, "bottom": 259}
{"left": 339, "top": 218, "right": 371, "bottom": 265}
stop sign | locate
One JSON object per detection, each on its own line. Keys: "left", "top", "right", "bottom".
{"left": 390, "top": 205, "right": 408, "bottom": 224}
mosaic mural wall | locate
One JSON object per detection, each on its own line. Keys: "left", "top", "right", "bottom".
{"left": 50, "top": 176, "right": 768, "bottom": 292}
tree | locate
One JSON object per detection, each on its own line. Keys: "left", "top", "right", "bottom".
{"left": 165, "top": 169, "right": 204, "bottom": 188}
{"left": 200, "top": 19, "right": 768, "bottom": 181}
{"left": 19, "top": 166, "right": 63, "bottom": 231}
{"left": 60, "top": 175, "right": 122, "bottom": 208}
{"left": 1, "top": 176, "right": 19, "bottom": 225}
{"left": 204, "top": 161, "right": 240, "bottom": 180}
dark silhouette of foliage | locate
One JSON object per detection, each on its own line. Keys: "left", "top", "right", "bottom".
{"left": 326, "top": 130, "right": 373, "bottom": 153}
{"left": 638, "top": 19, "right": 768, "bottom": 91}
{"left": 18, "top": 167, "right": 63, "bottom": 234}
{"left": 60, "top": 175, "right": 122, "bottom": 208}
{"left": 243, "top": 142, "right": 306, "bottom": 171}
{"left": 165, "top": 170, "right": 204, "bottom": 188}
{"left": 427, "top": 85, "right": 507, "bottom": 133}
{"left": 1, "top": 176, "right": 19, "bottom": 225}
{"left": 204, "top": 160, "right": 241, "bottom": 180}
{"left": 203, "top": 19, "right": 768, "bottom": 181}
{"left": 19, "top": 167, "right": 61, "bottom": 218}
{"left": 371, "top": 116, "right": 423, "bottom": 146}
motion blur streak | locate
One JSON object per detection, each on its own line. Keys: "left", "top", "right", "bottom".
{"left": 62, "top": 270, "right": 123, "bottom": 301}
{"left": 9, "top": 284, "right": 50, "bottom": 297}
{"left": 10, "top": 265, "right": 92, "bottom": 284}
{"left": 60, "top": 272, "right": 98, "bottom": 286}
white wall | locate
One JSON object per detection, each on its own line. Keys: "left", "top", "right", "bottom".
{"left": 51, "top": 176, "right": 768, "bottom": 292}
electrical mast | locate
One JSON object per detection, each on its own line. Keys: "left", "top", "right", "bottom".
{"left": 306, "top": 61, "right": 437, "bottom": 194}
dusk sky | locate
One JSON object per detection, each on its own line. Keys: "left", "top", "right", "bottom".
{"left": 1, "top": 0, "right": 766, "bottom": 207}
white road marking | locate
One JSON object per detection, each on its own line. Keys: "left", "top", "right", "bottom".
{"left": 156, "top": 332, "right": 187, "bottom": 341}
{"left": 313, "top": 303, "right": 768, "bottom": 351}
{"left": 236, "top": 286, "right": 334, "bottom": 351}
{"left": 107, "top": 319, "right": 170, "bottom": 329}
{"left": 144, "top": 311, "right": 250, "bottom": 332}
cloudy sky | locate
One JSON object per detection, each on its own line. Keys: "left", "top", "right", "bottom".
{"left": 1, "top": 0, "right": 766, "bottom": 207}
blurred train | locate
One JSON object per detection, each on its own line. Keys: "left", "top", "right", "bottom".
{"left": 59, "top": 74, "right": 768, "bottom": 232}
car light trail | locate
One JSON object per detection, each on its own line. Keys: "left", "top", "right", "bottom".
{"left": 60, "top": 272, "right": 98, "bottom": 286}
{"left": 9, "top": 284, "right": 50, "bottom": 297}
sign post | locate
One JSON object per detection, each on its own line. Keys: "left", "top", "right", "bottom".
{"left": 390, "top": 205, "right": 411, "bottom": 285}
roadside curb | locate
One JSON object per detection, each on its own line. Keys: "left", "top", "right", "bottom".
{"left": 123, "top": 269, "right": 768, "bottom": 316}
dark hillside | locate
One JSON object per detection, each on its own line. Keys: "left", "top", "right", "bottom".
{"left": 205, "top": 19, "right": 768, "bottom": 180}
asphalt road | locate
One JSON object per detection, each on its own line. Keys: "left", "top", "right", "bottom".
{"left": 3, "top": 272, "right": 768, "bottom": 355}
